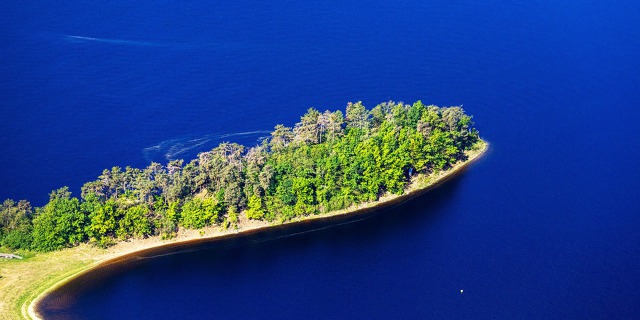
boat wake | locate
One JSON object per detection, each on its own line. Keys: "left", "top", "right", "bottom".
{"left": 64, "top": 35, "right": 165, "bottom": 47}
{"left": 143, "top": 130, "right": 271, "bottom": 163}
{"left": 59, "top": 34, "right": 269, "bottom": 52}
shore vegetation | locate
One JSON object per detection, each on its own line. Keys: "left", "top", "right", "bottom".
{"left": 0, "top": 100, "right": 485, "bottom": 319}
{"left": 1, "top": 101, "right": 480, "bottom": 253}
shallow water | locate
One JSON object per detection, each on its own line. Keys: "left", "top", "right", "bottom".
{"left": 2, "top": 0, "right": 639, "bottom": 318}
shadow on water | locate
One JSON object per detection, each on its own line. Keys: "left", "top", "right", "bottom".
{"left": 38, "top": 172, "right": 467, "bottom": 319}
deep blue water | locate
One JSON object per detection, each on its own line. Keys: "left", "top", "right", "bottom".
{"left": 2, "top": 0, "right": 640, "bottom": 319}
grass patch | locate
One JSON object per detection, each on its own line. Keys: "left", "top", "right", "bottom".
{"left": 0, "top": 245, "right": 104, "bottom": 319}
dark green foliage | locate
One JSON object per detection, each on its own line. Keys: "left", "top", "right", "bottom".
{"left": 224, "top": 206, "right": 239, "bottom": 229}
{"left": 84, "top": 196, "right": 119, "bottom": 247}
{"left": 117, "top": 204, "right": 152, "bottom": 239}
{"left": 156, "top": 200, "right": 180, "bottom": 239}
{"left": 180, "top": 197, "right": 220, "bottom": 229}
{"left": 31, "top": 188, "right": 87, "bottom": 252}
{"left": 3, "top": 228, "right": 33, "bottom": 250}
{"left": 0, "top": 199, "right": 33, "bottom": 250}
{"left": 7, "top": 100, "right": 479, "bottom": 252}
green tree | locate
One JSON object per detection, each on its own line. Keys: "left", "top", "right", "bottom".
{"left": 245, "top": 195, "right": 265, "bottom": 220}
{"left": 269, "top": 124, "right": 294, "bottom": 152}
{"left": 2, "top": 227, "right": 33, "bottom": 250}
{"left": 226, "top": 206, "right": 239, "bottom": 229}
{"left": 345, "top": 101, "right": 370, "bottom": 131}
{"left": 180, "top": 198, "right": 220, "bottom": 229}
{"left": 117, "top": 204, "right": 152, "bottom": 239}
{"left": 157, "top": 200, "right": 180, "bottom": 238}
{"left": 293, "top": 108, "right": 321, "bottom": 145}
{"left": 31, "top": 187, "right": 87, "bottom": 252}
{"left": 7, "top": 100, "right": 480, "bottom": 251}
{"left": 84, "top": 196, "right": 119, "bottom": 246}
{"left": 0, "top": 199, "right": 33, "bottom": 249}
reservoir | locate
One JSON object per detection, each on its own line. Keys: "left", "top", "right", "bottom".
{"left": 1, "top": 0, "right": 639, "bottom": 318}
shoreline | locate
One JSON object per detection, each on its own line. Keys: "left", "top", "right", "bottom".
{"left": 26, "top": 140, "right": 488, "bottom": 319}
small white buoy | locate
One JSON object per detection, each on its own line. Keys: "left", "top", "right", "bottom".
{"left": 460, "top": 289, "right": 464, "bottom": 293}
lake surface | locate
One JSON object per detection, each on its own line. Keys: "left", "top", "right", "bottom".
{"left": 2, "top": 0, "right": 640, "bottom": 319}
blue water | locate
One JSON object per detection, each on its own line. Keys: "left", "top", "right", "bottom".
{"left": 2, "top": 0, "right": 640, "bottom": 318}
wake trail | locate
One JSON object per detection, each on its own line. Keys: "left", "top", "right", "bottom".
{"left": 143, "top": 130, "right": 271, "bottom": 162}
{"left": 61, "top": 34, "right": 269, "bottom": 52}
{"left": 64, "top": 35, "right": 164, "bottom": 47}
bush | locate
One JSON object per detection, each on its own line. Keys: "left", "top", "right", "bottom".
{"left": 2, "top": 229, "right": 32, "bottom": 250}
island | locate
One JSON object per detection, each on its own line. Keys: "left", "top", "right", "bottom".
{"left": 0, "top": 101, "right": 487, "bottom": 319}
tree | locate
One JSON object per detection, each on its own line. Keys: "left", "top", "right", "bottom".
{"left": 426, "top": 129, "right": 459, "bottom": 170}
{"left": 407, "top": 101, "right": 426, "bottom": 128}
{"left": 117, "top": 204, "right": 152, "bottom": 239}
{"left": 180, "top": 198, "right": 220, "bottom": 229}
{"left": 32, "top": 187, "right": 87, "bottom": 252}
{"left": 243, "top": 144, "right": 268, "bottom": 199}
{"left": 390, "top": 102, "right": 409, "bottom": 127}
{"left": 137, "top": 162, "right": 163, "bottom": 206}
{"left": 245, "top": 195, "right": 265, "bottom": 220}
{"left": 84, "top": 196, "right": 118, "bottom": 246}
{"left": 370, "top": 102, "right": 393, "bottom": 129}
{"left": 345, "top": 101, "right": 370, "bottom": 131}
{"left": 1, "top": 199, "right": 32, "bottom": 234}
{"left": 293, "top": 108, "right": 321, "bottom": 145}
{"left": 417, "top": 105, "right": 443, "bottom": 137}
{"left": 9, "top": 100, "right": 480, "bottom": 251}
{"left": 269, "top": 124, "right": 294, "bottom": 152}
{"left": 441, "top": 106, "right": 465, "bottom": 132}
{"left": 196, "top": 143, "right": 246, "bottom": 210}
{"left": 0, "top": 199, "right": 33, "bottom": 250}
{"left": 156, "top": 200, "right": 180, "bottom": 238}
{"left": 318, "top": 110, "right": 344, "bottom": 142}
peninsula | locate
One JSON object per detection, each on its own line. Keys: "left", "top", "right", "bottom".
{"left": 0, "top": 101, "right": 486, "bottom": 319}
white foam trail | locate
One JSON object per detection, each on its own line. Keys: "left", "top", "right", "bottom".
{"left": 65, "top": 35, "right": 164, "bottom": 47}
{"left": 54, "top": 33, "right": 273, "bottom": 52}
{"left": 164, "top": 138, "right": 212, "bottom": 160}
{"left": 143, "top": 130, "right": 271, "bottom": 162}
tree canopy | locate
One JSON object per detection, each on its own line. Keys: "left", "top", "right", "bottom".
{"left": 1, "top": 101, "right": 481, "bottom": 252}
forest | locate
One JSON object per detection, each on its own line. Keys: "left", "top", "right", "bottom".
{"left": 0, "top": 101, "right": 480, "bottom": 252}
